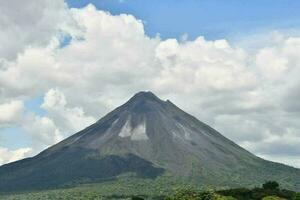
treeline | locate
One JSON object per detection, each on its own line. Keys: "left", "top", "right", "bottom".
{"left": 1, "top": 181, "right": 299, "bottom": 200}
{"left": 162, "top": 181, "right": 300, "bottom": 200}
{"left": 217, "top": 181, "right": 299, "bottom": 200}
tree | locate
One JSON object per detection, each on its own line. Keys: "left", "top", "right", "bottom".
{"left": 132, "top": 196, "right": 145, "bottom": 200}
{"left": 263, "top": 181, "right": 280, "bottom": 190}
{"left": 293, "top": 193, "right": 300, "bottom": 200}
{"left": 166, "top": 189, "right": 216, "bottom": 200}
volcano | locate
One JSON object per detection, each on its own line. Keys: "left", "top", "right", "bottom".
{"left": 0, "top": 91, "right": 300, "bottom": 192}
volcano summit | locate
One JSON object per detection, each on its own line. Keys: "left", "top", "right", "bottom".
{"left": 0, "top": 91, "right": 299, "bottom": 192}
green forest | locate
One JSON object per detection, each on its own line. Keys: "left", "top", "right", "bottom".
{"left": 0, "top": 181, "right": 299, "bottom": 200}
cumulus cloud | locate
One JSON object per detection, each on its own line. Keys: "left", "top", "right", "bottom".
{"left": 0, "top": 100, "right": 24, "bottom": 127}
{"left": 20, "top": 114, "right": 63, "bottom": 147}
{"left": 0, "top": 3, "right": 300, "bottom": 167}
{"left": 0, "top": 101, "right": 63, "bottom": 149}
{"left": 1, "top": 88, "right": 95, "bottom": 156}
{"left": 41, "top": 88, "right": 96, "bottom": 134}
{"left": 0, "top": 147, "right": 32, "bottom": 165}
{"left": 258, "top": 154, "right": 300, "bottom": 168}
{"left": 0, "top": 0, "right": 70, "bottom": 60}
{"left": 154, "top": 37, "right": 256, "bottom": 93}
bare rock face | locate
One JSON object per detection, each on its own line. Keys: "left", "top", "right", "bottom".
{"left": 0, "top": 91, "right": 300, "bottom": 192}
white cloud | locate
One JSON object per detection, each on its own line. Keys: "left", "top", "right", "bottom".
{"left": 256, "top": 47, "right": 289, "bottom": 78}
{"left": 0, "top": 3, "right": 300, "bottom": 167}
{"left": 20, "top": 114, "right": 63, "bottom": 147}
{"left": 154, "top": 37, "right": 256, "bottom": 93}
{"left": 0, "top": 101, "right": 63, "bottom": 149}
{"left": 0, "top": 100, "right": 24, "bottom": 126}
{"left": 258, "top": 154, "right": 300, "bottom": 168}
{"left": 0, "top": 0, "right": 70, "bottom": 60}
{"left": 0, "top": 147, "right": 32, "bottom": 166}
{"left": 41, "top": 88, "right": 96, "bottom": 134}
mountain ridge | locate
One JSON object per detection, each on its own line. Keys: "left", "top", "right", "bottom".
{"left": 0, "top": 91, "right": 300, "bottom": 192}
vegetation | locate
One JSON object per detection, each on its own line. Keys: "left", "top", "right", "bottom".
{"left": 0, "top": 181, "right": 299, "bottom": 200}
{"left": 293, "top": 193, "right": 300, "bottom": 200}
{"left": 262, "top": 196, "right": 285, "bottom": 200}
{"left": 218, "top": 181, "right": 297, "bottom": 200}
{"left": 262, "top": 182, "right": 280, "bottom": 190}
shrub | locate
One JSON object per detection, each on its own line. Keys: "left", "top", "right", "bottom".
{"left": 293, "top": 193, "right": 300, "bottom": 200}
{"left": 166, "top": 189, "right": 216, "bottom": 200}
{"left": 132, "top": 196, "right": 145, "bottom": 200}
{"left": 215, "top": 194, "right": 236, "bottom": 200}
{"left": 263, "top": 181, "right": 280, "bottom": 190}
{"left": 262, "top": 196, "right": 284, "bottom": 200}
{"left": 217, "top": 188, "right": 252, "bottom": 199}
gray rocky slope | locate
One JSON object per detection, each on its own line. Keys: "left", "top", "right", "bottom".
{"left": 0, "top": 91, "right": 299, "bottom": 191}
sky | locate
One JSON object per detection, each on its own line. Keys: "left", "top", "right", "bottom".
{"left": 0, "top": 0, "right": 300, "bottom": 167}
{"left": 66, "top": 0, "right": 300, "bottom": 40}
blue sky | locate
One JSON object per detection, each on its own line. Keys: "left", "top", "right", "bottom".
{"left": 0, "top": 127, "right": 31, "bottom": 150}
{"left": 66, "top": 0, "right": 300, "bottom": 40}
